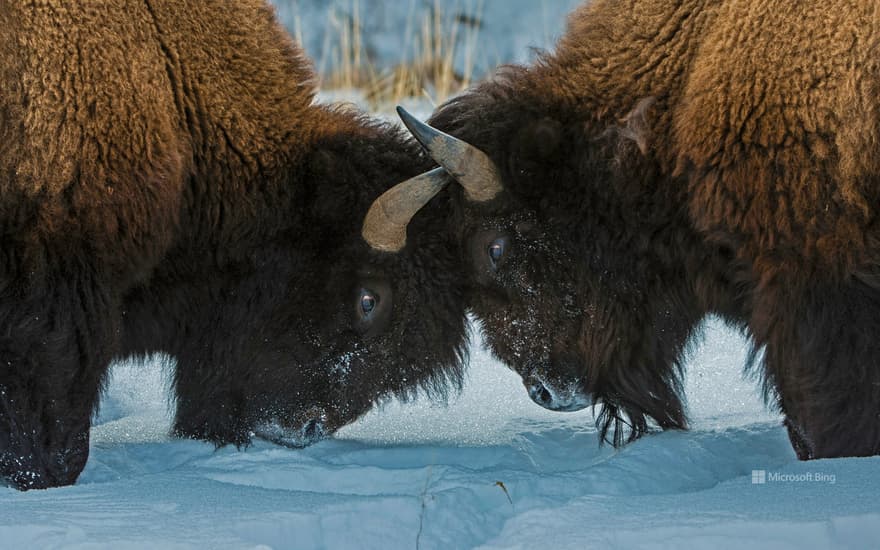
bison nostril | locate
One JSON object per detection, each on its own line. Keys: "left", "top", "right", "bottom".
{"left": 303, "top": 419, "right": 318, "bottom": 437}
{"left": 539, "top": 386, "right": 552, "bottom": 404}
{"left": 524, "top": 374, "right": 591, "bottom": 413}
{"left": 528, "top": 382, "right": 553, "bottom": 406}
{"left": 302, "top": 418, "right": 327, "bottom": 443}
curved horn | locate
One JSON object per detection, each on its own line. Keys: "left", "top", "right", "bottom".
{"left": 362, "top": 167, "right": 449, "bottom": 253}
{"left": 396, "top": 106, "right": 503, "bottom": 203}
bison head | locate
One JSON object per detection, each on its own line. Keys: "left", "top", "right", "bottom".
{"left": 396, "top": 82, "right": 719, "bottom": 445}
{"left": 242, "top": 127, "right": 469, "bottom": 447}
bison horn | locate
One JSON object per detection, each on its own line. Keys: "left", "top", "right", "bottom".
{"left": 362, "top": 167, "right": 449, "bottom": 253}
{"left": 396, "top": 106, "right": 503, "bottom": 203}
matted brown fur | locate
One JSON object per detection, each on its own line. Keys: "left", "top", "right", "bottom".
{"left": 0, "top": 0, "right": 467, "bottom": 490}
{"left": 425, "top": 0, "right": 880, "bottom": 458}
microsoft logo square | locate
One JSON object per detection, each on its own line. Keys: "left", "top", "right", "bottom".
{"left": 752, "top": 470, "right": 766, "bottom": 484}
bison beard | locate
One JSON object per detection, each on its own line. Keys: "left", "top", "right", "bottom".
{"left": 0, "top": 0, "right": 468, "bottom": 490}
{"left": 401, "top": 0, "right": 880, "bottom": 458}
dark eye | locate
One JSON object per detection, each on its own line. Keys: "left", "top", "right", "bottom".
{"left": 360, "top": 291, "right": 377, "bottom": 317}
{"left": 488, "top": 238, "right": 506, "bottom": 266}
{"left": 354, "top": 280, "right": 392, "bottom": 337}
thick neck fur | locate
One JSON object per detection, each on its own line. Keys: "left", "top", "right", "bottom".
{"left": 142, "top": 0, "right": 337, "bottom": 258}
{"left": 538, "top": 0, "right": 720, "bottom": 171}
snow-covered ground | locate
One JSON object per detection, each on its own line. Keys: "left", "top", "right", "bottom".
{"left": 2, "top": 318, "right": 878, "bottom": 549}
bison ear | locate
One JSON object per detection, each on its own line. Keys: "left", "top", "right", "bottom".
{"left": 614, "top": 97, "right": 656, "bottom": 157}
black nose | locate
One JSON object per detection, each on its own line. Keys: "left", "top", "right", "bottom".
{"left": 302, "top": 418, "right": 324, "bottom": 441}
{"left": 528, "top": 382, "right": 554, "bottom": 408}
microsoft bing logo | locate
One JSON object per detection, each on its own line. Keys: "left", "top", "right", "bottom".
{"left": 750, "top": 469, "right": 836, "bottom": 485}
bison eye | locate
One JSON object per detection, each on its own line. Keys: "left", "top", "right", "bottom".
{"left": 354, "top": 280, "right": 391, "bottom": 337}
{"left": 488, "top": 237, "right": 507, "bottom": 267}
{"left": 360, "top": 290, "right": 377, "bottom": 317}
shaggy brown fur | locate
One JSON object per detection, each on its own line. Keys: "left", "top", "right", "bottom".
{"left": 424, "top": 0, "right": 880, "bottom": 457}
{"left": 0, "top": 0, "right": 467, "bottom": 490}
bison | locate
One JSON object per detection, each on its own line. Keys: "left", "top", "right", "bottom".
{"left": 396, "top": 0, "right": 880, "bottom": 459}
{"left": 0, "top": 0, "right": 468, "bottom": 490}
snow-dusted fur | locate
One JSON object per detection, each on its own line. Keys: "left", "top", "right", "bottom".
{"left": 0, "top": 0, "right": 466, "bottom": 490}
{"left": 428, "top": 0, "right": 880, "bottom": 458}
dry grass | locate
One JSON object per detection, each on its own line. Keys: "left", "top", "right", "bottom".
{"left": 294, "top": 0, "right": 484, "bottom": 109}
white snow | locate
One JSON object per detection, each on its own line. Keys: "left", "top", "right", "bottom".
{"left": 1, "top": 318, "right": 878, "bottom": 549}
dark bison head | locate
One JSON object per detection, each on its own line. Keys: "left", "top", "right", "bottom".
{"left": 396, "top": 79, "right": 716, "bottom": 445}
{"left": 236, "top": 127, "right": 469, "bottom": 447}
